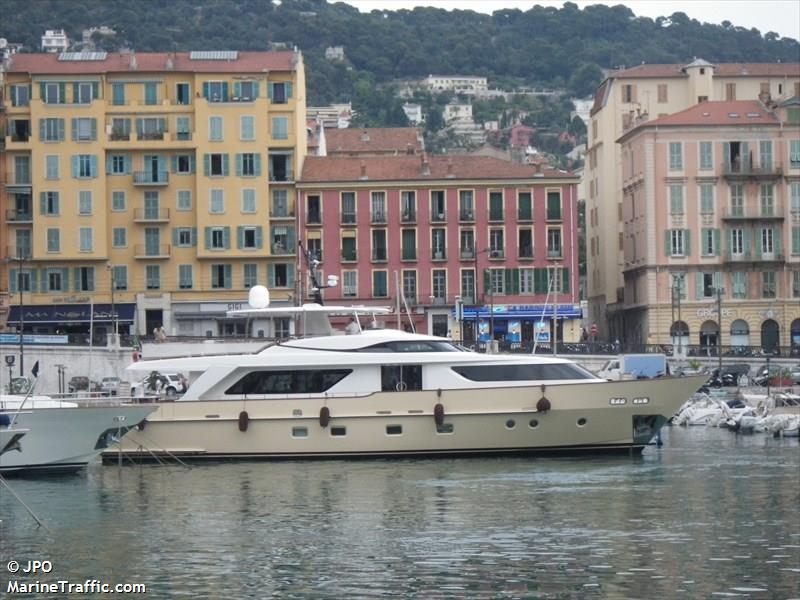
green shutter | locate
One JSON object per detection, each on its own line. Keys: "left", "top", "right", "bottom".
{"left": 793, "top": 227, "right": 800, "bottom": 255}
{"left": 255, "top": 226, "right": 263, "bottom": 249}
{"left": 233, "top": 81, "right": 241, "bottom": 98}
{"left": 124, "top": 155, "right": 132, "bottom": 174}
{"left": 9, "top": 269, "right": 17, "bottom": 294}
{"left": 267, "top": 83, "right": 274, "bottom": 100}
{"left": 72, "top": 83, "right": 79, "bottom": 103}
{"left": 40, "top": 192, "right": 47, "bottom": 214}
{"left": 235, "top": 153, "right": 243, "bottom": 177}
{"left": 61, "top": 268, "right": 69, "bottom": 290}
{"left": 39, "top": 82, "right": 46, "bottom": 101}
{"left": 775, "top": 228, "right": 782, "bottom": 255}
{"left": 267, "top": 264, "right": 275, "bottom": 288}
{"left": 713, "top": 229, "right": 720, "bottom": 256}
{"left": 695, "top": 273, "right": 704, "bottom": 300}
{"left": 287, "top": 264, "right": 295, "bottom": 287}
{"left": 190, "top": 156, "right": 196, "bottom": 173}
{"left": 202, "top": 82, "right": 209, "bottom": 99}
{"left": 38, "top": 118, "right": 45, "bottom": 141}
{"left": 204, "top": 227, "right": 211, "bottom": 250}
{"left": 171, "top": 155, "right": 178, "bottom": 173}
{"left": 253, "top": 82, "right": 260, "bottom": 98}
{"left": 237, "top": 226, "right": 244, "bottom": 249}
{"left": 71, "top": 118, "right": 78, "bottom": 141}
{"left": 744, "top": 229, "right": 751, "bottom": 254}
{"left": 71, "top": 156, "right": 78, "bottom": 178}
{"left": 90, "top": 155, "right": 98, "bottom": 178}
{"left": 254, "top": 153, "right": 262, "bottom": 176}
{"left": 713, "top": 271, "right": 722, "bottom": 289}
{"left": 203, "top": 154, "right": 210, "bottom": 177}
{"left": 223, "top": 227, "right": 231, "bottom": 249}
{"left": 41, "top": 270, "right": 48, "bottom": 293}
{"left": 483, "top": 269, "right": 490, "bottom": 294}
{"left": 221, "top": 82, "right": 229, "bottom": 102}
{"left": 106, "top": 155, "right": 113, "bottom": 174}
{"left": 222, "top": 154, "right": 229, "bottom": 176}
{"left": 224, "top": 265, "right": 232, "bottom": 289}
{"left": 561, "top": 268, "right": 569, "bottom": 293}
{"left": 684, "top": 230, "right": 691, "bottom": 257}
{"left": 286, "top": 82, "right": 293, "bottom": 99}
{"left": 90, "top": 119, "right": 97, "bottom": 140}
{"left": 191, "top": 227, "right": 197, "bottom": 246}
{"left": 172, "top": 228, "right": 179, "bottom": 246}
{"left": 29, "top": 269, "right": 38, "bottom": 293}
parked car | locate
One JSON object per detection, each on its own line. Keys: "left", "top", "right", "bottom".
{"left": 100, "top": 376, "right": 121, "bottom": 396}
{"left": 68, "top": 376, "right": 100, "bottom": 393}
{"left": 791, "top": 365, "right": 800, "bottom": 385}
{"left": 753, "top": 365, "right": 786, "bottom": 386}
{"left": 131, "top": 372, "right": 187, "bottom": 398}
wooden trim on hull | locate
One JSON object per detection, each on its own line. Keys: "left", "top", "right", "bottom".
{"left": 103, "top": 443, "right": 648, "bottom": 463}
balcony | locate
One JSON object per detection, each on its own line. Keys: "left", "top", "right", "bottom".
{"left": 371, "top": 212, "right": 387, "bottom": 224}
{"left": 134, "top": 244, "right": 171, "bottom": 259}
{"left": 460, "top": 247, "right": 475, "bottom": 260}
{"left": 5, "top": 209, "right": 33, "bottom": 223}
{"left": 519, "top": 247, "right": 534, "bottom": 259}
{"left": 518, "top": 209, "right": 533, "bottom": 222}
{"left": 721, "top": 203, "right": 784, "bottom": 220}
{"left": 546, "top": 211, "right": 563, "bottom": 222}
{"left": 723, "top": 250, "right": 752, "bottom": 263}
{"left": 272, "top": 243, "right": 294, "bottom": 256}
{"left": 489, "top": 210, "right": 504, "bottom": 222}
{"left": 138, "top": 131, "right": 165, "bottom": 141}
{"left": 6, "top": 246, "right": 31, "bottom": 260}
{"left": 489, "top": 249, "right": 505, "bottom": 259}
{"left": 721, "top": 161, "right": 783, "bottom": 180}
{"left": 133, "top": 171, "right": 169, "bottom": 186}
{"left": 754, "top": 250, "right": 785, "bottom": 262}
{"left": 401, "top": 248, "right": 417, "bottom": 261}
{"left": 459, "top": 209, "right": 474, "bottom": 222}
{"left": 134, "top": 208, "right": 170, "bottom": 223}
{"left": 109, "top": 130, "right": 130, "bottom": 141}
{"left": 268, "top": 171, "right": 294, "bottom": 183}
{"left": 341, "top": 250, "right": 357, "bottom": 263}
{"left": 269, "top": 210, "right": 295, "bottom": 220}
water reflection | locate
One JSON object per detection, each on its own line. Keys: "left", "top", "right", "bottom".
{"left": 1, "top": 428, "right": 798, "bottom": 598}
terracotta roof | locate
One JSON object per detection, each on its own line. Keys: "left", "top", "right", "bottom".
{"left": 300, "top": 155, "right": 575, "bottom": 183}
{"left": 325, "top": 127, "right": 423, "bottom": 155}
{"left": 7, "top": 51, "right": 297, "bottom": 75}
{"left": 609, "top": 62, "right": 800, "bottom": 79}
{"left": 617, "top": 101, "right": 780, "bottom": 142}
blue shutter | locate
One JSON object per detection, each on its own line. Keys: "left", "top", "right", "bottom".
{"left": 157, "top": 156, "right": 167, "bottom": 177}
{"left": 30, "top": 269, "right": 38, "bottom": 293}
{"left": 267, "top": 264, "right": 275, "bottom": 288}
{"left": 158, "top": 118, "right": 166, "bottom": 133}
{"left": 233, "top": 81, "right": 241, "bottom": 98}
{"left": 71, "top": 118, "right": 78, "bottom": 141}
{"left": 224, "top": 265, "right": 232, "bottom": 289}
{"left": 39, "top": 118, "right": 45, "bottom": 141}
{"left": 73, "top": 83, "right": 79, "bottom": 103}
{"left": 202, "top": 81, "right": 209, "bottom": 99}
{"left": 71, "top": 156, "right": 79, "bottom": 178}
{"left": 172, "top": 228, "right": 179, "bottom": 246}
{"left": 203, "top": 154, "right": 210, "bottom": 177}
{"left": 189, "top": 156, "right": 196, "bottom": 173}
{"left": 40, "top": 192, "right": 47, "bottom": 214}
{"left": 9, "top": 269, "right": 17, "bottom": 294}
{"left": 73, "top": 267, "right": 81, "bottom": 291}
{"left": 191, "top": 227, "right": 197, "bottom": 247}
{"left": 237, "top": 226, "right": 244, "bottom": 249}
{"left": 222, "top": 154, "right": 229, "bottom": 176}
{"left": 224, "top": 227, "right": 231, "bottom": 249}
{"left": 221, "top": 82, "right": 229, "bottom": 102}
{"left": 255, "top": 226, "right": 263, "bottom": 249}
{"left": 254, "top": 153, "right": 262, "bottom": 176}
{"left": 267, "top": 83, "right": 274, "bottom": 101}
{"left": 171, "top": 155, "right": 178, "bottom": 173}
{"left": 106, "top": 155, "right": 114, "bottom": 174}
{"left": 204, "top": 227, "right": 211, "bottom": 250}
{"left": 58, "top": 119, "right": 65, "bottom": 141}
{"left": 124, "top": 155, "right": 132, "bottom": 174}
{"left": 136, "top": 118, "right": 144, "bottom": 136}
{"left": 90, "top": 119, "right": 97, "bottom": 140}
{"left": 58, "top": 83, "right": 65, "bottom": 103}
{"left": 235, "top": 153, "right": 243, "bottom": 177}
{"left": 286, "top": 82, "right": 293, "bottom": 99}
{"left": 90, "top": 155, "right": 98, "bottom": 178}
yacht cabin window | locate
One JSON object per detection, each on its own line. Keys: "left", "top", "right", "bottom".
{"left": 381, "top": 365, "right": 422, "bottom": 392}
{"left": 452, "top": 363, "right": 598, "bottom": 382}
{"left": 225, "top": 369, "right": 352, "bottom": 395}
{"left": 358, "top": 341, "right": 462, "bottom": 353}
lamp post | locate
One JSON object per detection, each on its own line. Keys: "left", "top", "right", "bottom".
{"left": 714, "top": 285, "right": 723, "bottom": 376}
{"left": 475, "top": 247, "right": 494, "bottom": 351}
{"left": 551, "top": 263, "right": 559, "bottom": 356}
{"left": 6, "top": 254, "right": 27, "bottom": 375}
{"left": 107, "top": 263, "right": 118, "bottom": 337}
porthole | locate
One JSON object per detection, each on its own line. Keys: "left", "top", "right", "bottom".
{"left": 505, "top": 419, "right": 516, "bottom": 429}
{"left": 529, "top": 419, "right": 539, "bottom": 429}
{"left": 577, "top": 418, "right": 587, "bottom": 427}
{"left": 436, "top": 423, "right": 454, "bottom": 434}
{"left": 331, "top": 426, "right": 347, "bottom": 437}
{"left": 292, "top": 426, "right": 308, "bottom": 438}
{"left": 386, "top": 424, "right": 402, "bottom": 436}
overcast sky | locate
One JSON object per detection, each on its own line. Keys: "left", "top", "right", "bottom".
{"left": 341, "top": 0, "right": 800, "bottom": 41}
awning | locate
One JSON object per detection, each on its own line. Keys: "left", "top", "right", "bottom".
{"left": 6, "top": 303, "right": 136, "bottom": 325}
{"left": 459, "top": 304, "right": 582, "bottom": 319}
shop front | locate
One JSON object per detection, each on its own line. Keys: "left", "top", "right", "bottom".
{"left": 459, "top": 304, "right": 582, "bottom": 343}
{"left": 6, "top": 303, "right": 136, "bottom": 342}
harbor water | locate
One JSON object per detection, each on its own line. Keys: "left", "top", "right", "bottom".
{"left": 1, "top": 427, "right": 798, "bottom": 598}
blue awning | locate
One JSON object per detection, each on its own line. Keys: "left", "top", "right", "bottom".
{"left": 6, "top": 303, "right": 136, "bottom": 325}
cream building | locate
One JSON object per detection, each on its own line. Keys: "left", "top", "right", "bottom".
{"left": 1, "top": 50, "right": 307, "bottom": 339}
{"left": 617, "top": 99, "right": 800, "bottom": 354}
{"left": 586, "top": 59, "right": 800, "bottom": 341}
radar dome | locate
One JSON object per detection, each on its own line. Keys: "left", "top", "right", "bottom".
{"left": 248, "top": 285, "right": 270, "bottom": 309}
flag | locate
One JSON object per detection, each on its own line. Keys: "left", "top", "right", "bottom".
{"left": 31, "top": 360, "right": 39, "bottom": 379}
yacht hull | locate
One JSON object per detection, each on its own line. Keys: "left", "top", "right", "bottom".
{"left": 105, "top": 376, "right": 705, "bottom": 462}
{"left": 1, "top": 405, "right": 155, "bottom": 473}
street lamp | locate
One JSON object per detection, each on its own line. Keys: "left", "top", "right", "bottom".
{"left": 713, "top": 285, "right": 724, "bottom": 376}
{"left": 5, "top": 254, "right": 28, "bottom": 375}
{"left": 550, "top": 262, "right": 561, "bottom": 356}
{"left": 106, "top": 262, "right": 118, "bottom": 338}
{"left": 475, "top": 247, "right": 495, "bottom": 350}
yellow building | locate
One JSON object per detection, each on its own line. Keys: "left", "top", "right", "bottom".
{"left": 1, "top": 50, "right": 306, "bottom": 338}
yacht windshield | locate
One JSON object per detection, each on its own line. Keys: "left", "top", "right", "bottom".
{"left": 452, "top": 363, "right": 599, "bottom": 381}
{"left": 357, "top": 341, "right": 462, "bottom": 353}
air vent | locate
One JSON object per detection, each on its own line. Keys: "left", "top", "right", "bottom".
{"left": 189, "top": 50, "right": 238, "bottom": 60}
{"left": 58, "top": 51, "right": 107, "bottom": 61}
{"left": 728, "top": 112, "right": 740, "bottom": 118}
{"left": 746, "top": 112, "right": 761, "bottom": 118}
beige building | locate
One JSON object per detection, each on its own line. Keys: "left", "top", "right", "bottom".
{"left": 586, "top": 59, "right": 800, "bottom": 341}
{"left": 1, "top": 50, "right": 307, "bottom": 338}
{"left": 617, "top": 99, "right": 800, "bottom": 353}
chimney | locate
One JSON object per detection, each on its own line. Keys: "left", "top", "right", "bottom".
{"left": 129, "top": 51, "right": 137, "bottom": 71}
{"left": 421, "top": 152, "right": 430, "bottom": 176}
{"left": 446, "top": 157, "right": 454, "bottom": 178}
{"left": 359, "top": 160, "right": 368, "bottom": 180}
{"left": 360, "top": 130, "right": 369, "bottom": 142}
{"left": 534, "top": 162, "right": 542, "bottom": 174}
{"left": 406, "top": 143, "right": 414, "bottom": 155}
{"left": 165, "top": 54, "right": 174, "bottom": 70}
{"left": 758, "top": 90, "right": 771, "bottom": 106}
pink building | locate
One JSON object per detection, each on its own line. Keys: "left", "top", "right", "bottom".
{"left": 617, "top": 99, "right": 800, "bottom": 353}
{"left": 297, "top": 154, "right": 580, "bottom": 341}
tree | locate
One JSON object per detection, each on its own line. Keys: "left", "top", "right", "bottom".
{"left": 568, "top": 63, "right": 604, "bottom": 98}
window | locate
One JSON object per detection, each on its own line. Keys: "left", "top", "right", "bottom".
{"left": 460, "top": 269, "right": 475, "bottom": 301}
{"left": 72, "top": 117, "right": 96, "bottom": 142}
{"left": 176, "top": 82, "right": 190, "bottom": 105}
{"left": 341, "top": 192, "right": 356, "bottom": 224}
{"left": 79, "top": 228, "right": 93, "bottom": 252}
{"left": 111, "top": 191, "right": 126, "bottom": 211}
{"left": 176, "top": 117, "right": 191, "bottom": 141}
{"left": 307, "top": 195, "right": 321, "bottom": 224}
{"left": 211, "top": 264, "right": 232, "bottom": 289}
{"left": 271, "top": 189, "right": 289, "bottom": 217}
{"left": 342, "top": 234, "right": 357, "bottom": 262}
{"left": 432, "top": 269, "right": 447, "bottom": 300}
{"left": 699, "top": 184, "right": 714, "bottom": 214}
{"left": 41, "top": 191, "right": 60, "bottom": 215}
{"left": 793, "top": 271, "right": 800, "bottom": 299}
{"left": 268, "top": 153, "right": 292, "bottom": 181}
{"left": 792, "top": 182, "right": 800, "bottom": 214}
{"left": 174, "top": 228, "right": 194, "bottom": 248}
{"left": 73, "top": 154, "right": 97, "bottom": 179}
{"left": 10, "top": 84, "right": 30, "bottom": 107}
{"left": 78, "top": 190, "right": 92, "bottom": 215}
{"left": 45, "top": 155, "right": 59, "bottom": 180}
{"left": 489, "top": 191, "right": 503, "bottom": 221}
{"left": 236, "top": 115, "right": 255, "bottom": 141}
{"left": 669, "top": 229, "right": 687, "bottom": 256}
{"left": 109, "top": 155, "right": 129, "bottom": 175}
{"left": 110, "top": 118, "right": 131, "bottom": 140}
{"left": 431, "top": 229, "right": 446, "bottom": 260}
{"left": 238, "top": 189, "right": 256, "bottom": 214}
{"left": 699, "top": 141, "right": 713, "bottom": 170}
{"left": 342, "top": 270, "right": 357, "bottom": 297}
{"left": 373, "top": 271, "right": 388, "bottom": 297}
{"left": 430, "top": 191, "right": 446, "bottom": 221}
{"left": 207, "top": 227, "right": 229, "bottom": 250}
{"left": 240, "top": 263, "right": 258, "bottom": 289}
{"left": 546, "top": 228, "right": 561, "bottom": 258}
{"left": 43, "top": 82, "right": 62, "bottom": 104}
{"left": 669, "top": 142, "right": 683, "bottom": 170}
{"left": 762, "top": 271, "right": 776, "bottom": 298}
{"left": 47, "top": 269, "right": 65, "bottom": 292}
{"left": 204, "top": 81, "right": 228, "bottom": 103}
{"left": 622, "top": 84, "right": 635, "bottom": 103}
{"left": 759, "top": 140, "right": 773, "bottom": 170}
{"left": 178, "top": 265, "right": 193, "bottom": 289}
{"left": 112, "top": 227, "right": 127, "bottom": 248}
{"left": 761, "top": 227, "right": 774, "bottom": 255}
{"left": 12, "top": 269, "right": 32, "bottom": 293}
{"left": 209, "top": 116, "right": 223, "bottom": 141}
{"left": 546, "top": 191, "right": 561, "bottom": 220}
{"left": 730, "top": 228, "right": 744, "bottom": 255}
{"left": 519, "top": 229, "right": 533, "bottom": 258}
{"left": 725, "top": 83, "right": 736, "bottom": 101}
{"left": 402, "top": 270, "right": 417, "bottom": 302}
{"left": 453, "top": 363, "right": 596, "bottom": 382}
{"left": 271, "top": 226, "right": 294, "bottom": 255}
{"left": 460, "top": 229, "right": 475, "bottom": 258}
{"left": 657, "top": 84, "right": 668, "bottom": 103}
{"left": 173, "top": 155, "right": 193, "bottom": 175}
{"left": 381, "top": 365, "right": 422, "bottom": 392}
{"left": 401, "top": 191, "right": 416, "bottom": 222}
{"left": 306, "top": 237, "right": 322, "bottom": 262}
{"left": 730, "top": 184, "right": 744, "bottom": 217}
{"left": 519, "top": 268, "right": 534, "bottom": 294}
{"left": 731, "top": 272, "right": 746, "bottom": 299}
{"left": 205, "top": 190, "right": 224, "bottom": 216}
{"left": 371, "top": 192, "right": 387, "bottom": 223}
{"left": 669, "top": 185, "right": 684, "bottom": 214}
{"left": 401, "top": 229, "right": 416, "bottom": 260}
{"left": 272, "top": 117, "right": 288, "bottom": 140}
{"left": 225, "top": 369, "right": 352, "bottom": 395}
{"left": 112, "top": 265, "right": 127, "bottom": 291}
{"left": 791, "top": 226, "right": 800, "bottom": 256}
{"left": 518, "top": 192, "right": 532, "bottom": 221}
{"left": 46, "top": 228, "right": 60, "bottom": 253}
{"left": 143, "top": 82, "right": 158, "bottom": 105}
{"left": 701, "top": 228, "right": 719, "bottom": 256}
{"left": 790, "top": 140, "right": 800, "bottom": 169}
{"left": 490, "top": 228, "right": 505, "bottom": 257}
{"left": 75, "top": 267, "right": 94, "bottom": 291}
{"left": 235, "top": 80, "right": 258, "bottom": 100}
{"left": 14, "top": 156, "right": 30, "bottom": 184}
{"left": 760, "top": 184, "right": 775, "bottom": 216}
{"left": 15, "top": 230, "right": 31, "bottom": 260}
{"left": 146, "top": 265, "right": 161, "bottom": 290}
{"left": 268, "top": 82, "right": 292, "bottom": 104}
{"left": 372, "top": 229, "right": 387, "bottom": 261}
{"left": 239, "top": 226, "right": 261, "bottom": 250}
{"left": 269, "top": 263, "right": 294, "bottom": 288}
{"left": 41, "top": 118, "right": 65, "bottom": 141}
{"left": 205, "top": 154, "right": 229, "bottom": 177}
{"left": 237, "top": 153, "right": 260, "bottom": 177}
{"left": 490, "top": 269, "right": 505, "bottom": 295}
{"left": 177, "top": 190, "right": 192, "bottom": 211}
{"left": 459, "top": 190, "right": 474, "bottom": 220}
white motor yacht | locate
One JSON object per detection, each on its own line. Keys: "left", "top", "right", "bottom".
{"left": 0, "top": 395, "right": 155, "bottom": 472}
{"left": 105, "top": 289, "right": 705, "bottom": 462}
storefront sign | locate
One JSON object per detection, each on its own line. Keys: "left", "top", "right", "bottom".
{"left": 695, "top": 308, "right": 734, "bottom": 318}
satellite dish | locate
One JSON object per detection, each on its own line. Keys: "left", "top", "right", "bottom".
{"left": 248, "top": 285, "right": 270, "bottom": 309}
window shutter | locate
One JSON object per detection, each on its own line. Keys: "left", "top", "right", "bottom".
{"left": 267, "top": 264, "right": 276, "bottom": 288}
{"left": 204, "top": 227, "right": 211, "bottom": 250}
{"left": 40, "top": 192, "right": 47, "bottom": 214}
{"left": 87, "top": 268, "right": 95, "bottom": 291}
{"left": 124, "top": 155, "right": 132, "bottom": 174}
{"left": 224, "top": 265, "right": 232, "bottom": 289}
{"left": 157, "top": 156, "right": 166, "bottom": 175}
{"left": 286, "top": 82, "right": 293, "bottom": 99}
{"left": 222, "top": 154, "right": 229, "bottom": 176}
{"left": 483, "top": 269, "right": 490, "bottom": 294}
{"left": 191, "top": 228, "right": 197, "bottom": 246}
{"left": 727, "top": 229, "right": 733, "bottom": 253}
{"left": 189, "top": 156, "right": 196, "bottom": 173}
{"left": 30, "top": 269, "right": 38, "bottom": 293}
{"left": 58, "top": 119, "right": 65, "bottom": 141}
{"left": 742, "top": 273, "right": 748, "bottom": 298}
{"left": 253, "top": 82, "right": 259, "bottom": 98}
{"left": 744, "top": 229, "right": 751, "bottom": 254}
{"left": 665, "top": 230, "right": 671, "bottom": 256}
{"left": 158, "top": 118, "right": 166, "bottom": 133}
{"left": 41, "top": 270, "right": 49, "bottom": 293}
{"left": 90, "top": 155, "right": 98, "bottom": 178}
{"left": 775, "top": 228, "right": 782, "bottom": 255}
{"left": 224, "top": 226, "right": 231, "bottom": 249}
{"left": 61, "top": 268, "right": 69, "bottom": 290}
{"left": 741, "top": 142, "right": 749, "bottom": 167}
{"left": 287, "top": 227, "right": 296, "bottom": 249}
{"left": 58, "top": 83, "right": 65, "bottom": 103}
{"left": 723, "top": 142, "right": 730, "bottom": 166}
{"left": 233, "top": 82, "right": 241, "bottom": 98}
{"left": 9, "top": 269, "right": 17, "bottom": 294}
{"left": 713, "top": 271, "right": 722, "bottom": 289}
{"left": 255, "top": 226, "right": 263, "bottom": 249}
{"left": 237, "top": 226, "right": 244, "bottom": 249}
{"left": 172, "top": 228, "right": 179, "bottom": 246}
{"left": 73, "top": 267, "right": 81, "bottom": 291}
{"left": 203, "top": 154, "right": 210, "bottom": 177}
{"left": 106, "top": 155, "right": 113, "bottom": 174}
{"left": 91, "top": 82, "right": 99, "bottom": 100}
{"left": 39, "top": 118, "right": 45, "bottom": 141}
{"left": 221, "top": 82, "right": 229, "bottom": 102}
{"left": 695, "top": 273, "right": 704, "bottom": 300}
{"left": 202, "top": 82, "right": 209, "bottom": 99}
{"left": 90, "top": 119, "right": 97, "bottom": 140}
{"left": 71, "top": 118, "right": 78, "bottom": 141}
{"left": 561, "top": 268, "right": 569, "bottom": 293}
{"left": 713, "top": 229, "right": 720, "bottom": 256}
{"left": 287, "top": 264, "right": 295, "bottom": 287}
{"left": 684, "top": 229, "right": 691, "bottom": 256}
{"left": 235, "top": 153, "right": 243, "bottom": 177}
{"left": 267, "top": 83, "right": 274, "bottom": 101}
{"left": 71, "top": 156, "right": 79, "bottom": 178}
{"left": 171, "top": 155, "right": 178, "bottom": 173}
{"left": 254, "top": 153, "right": 262, "bottom": 176}
{"left": 73, "top": 83, "right": 79, "bottom": 103}
{"left": 39, "top": 83, "right": 46, "bottom": 101}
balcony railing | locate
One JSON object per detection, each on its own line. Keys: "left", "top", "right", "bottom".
{"left": 547, "top": 249, "right": 563, "bottom": 259}
{"left": 546, "top": 211, "right": 563, "bottom": 222}
{"left": 134, "top": 244, "right": 171, "bottom": 259}
{"left": 341, "top": 251, "right": 357, "bottom": 262}
{"left": 431, "top": 211, "right": 446, "bottom": 222}
{"left": 431, "top": 249, "right": 447, "bottom": 261}
{"left": 460, "top": 248, "right": 475, "bottom": 259}
{"left": 721, "top": 203, "right": 784, "bottom": 220}
{"left": 268, "top": 171, "right": 294, "bottom": 182}
{"left": 459, "top": 209, "right": 474, "bottom": 222}
{"left": 401, "top": 210, "right": 417, "bottom": 223}
{"left": 10, "top": 133, "right": 30, "bottom": 142}
{"left": 371, "top": 212, "right": 387, "bottom": 224}
{"left": 5, "top": 209, "right": 33, "bottom": 223}
{"left": 6, "top": 246, "right": 32, "bottom": 260}
{"left": 133, "top": 171, "right": 169, "bottom": 186}
{"left": 134, "top": 208, "right": 170, "bottom": 222}
{"left": 307, "top": 211, "right": 322, "bottom": 225}
{"left": 138, "top": 131, "right": 166, "bottom": 141}
{"left": 401, "top": 248, "right": 417, "bottom": 261}
{"left": 519, "top": 248, "right": 534, "bottom": 259}
{"left": 371, "top": 249, "right": 387, "bottom": 262}
{"left": 109, "top": 131, "right": 130, "bottom": 141}
{"left": 272, "top": 243, "right": 294, "bottom": 256}
{"left": 270, "top": 210, "right": 295, "bottom": 219}
{"left": 489, "top": 249, "right": 505, "bottom": 259}
{"left": 723, "top": 250, "right": 752, "bottom": 262}
{"left": 489, "top": 210, "right": 504, "bottom": 222}
{"left": 518, "top": 209, "right": 533, "bottom": 222}
{"left": 721, "top": 161, "right": 783, "bottom": 179}
{"left": 341, "top": 212, "right": 356, "bottom": 224}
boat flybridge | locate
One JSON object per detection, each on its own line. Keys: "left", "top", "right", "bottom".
{"left": 108, "top": 286, "right": 705, "bottom": 461}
